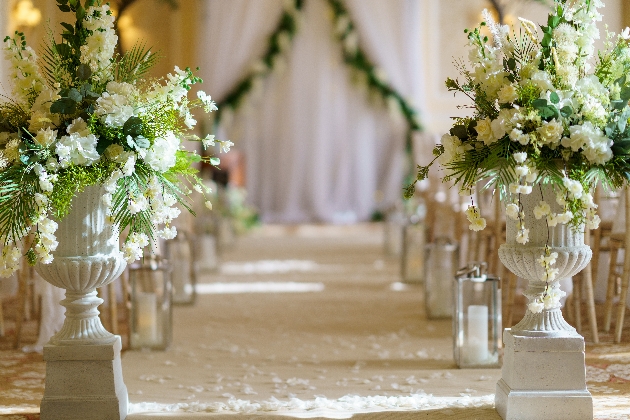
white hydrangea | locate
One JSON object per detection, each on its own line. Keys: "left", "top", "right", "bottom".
{"left": 95, "top": 91, "right": 135, "bottom": 127}
{"left": 55, "top": 133, "right": 100, "bottom": 167}
{"left": 143, "top": 131, "right": 179, "bottom": 172}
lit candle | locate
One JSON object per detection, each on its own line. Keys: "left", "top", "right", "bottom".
{"left": 136, "top": 292, "right": 157, "bottom": 345}
{"left": 466, "top": 305, "right": 489, "bottom": 364}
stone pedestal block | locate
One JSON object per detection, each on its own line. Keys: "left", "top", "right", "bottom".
{"left": 41, "top": 336, "right": 128, "bottom": 420}
{"left": 495, "top": 329, "right": 592, "bottom": 420}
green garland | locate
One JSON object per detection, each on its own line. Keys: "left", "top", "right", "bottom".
{"left": 214, "top": 0, "right": 304, "bottom": 126}
{"left": 214, "top": 0, "right": 423, "bottom": 185}
{"left": 326, "top": 0, "right": 422, "bottom": 143}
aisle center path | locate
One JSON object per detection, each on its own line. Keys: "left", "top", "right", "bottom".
{"left": 122, "top": 224, "right": 630, "bottom": 419}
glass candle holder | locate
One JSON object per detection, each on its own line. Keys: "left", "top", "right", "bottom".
{"left": 165, "top": 232, "right": 196, "bottom": 305}
{"left": 384, "top": 208, "right": 405, "bottom": 256}
{"left": 129, "top": 257, "right": 172, "bottom": 350}
{"left": 453, "top": 262, "right": 502, "bottom": 368}
{"left": 424, "top": 237, "right": 458, "bottom": 319}
{"left": 401, "top": 222, "right": 426, "bottom": 283}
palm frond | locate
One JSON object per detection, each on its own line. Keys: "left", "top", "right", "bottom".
{"left": 115, "top": 43, "right": 160, "bottom": 83}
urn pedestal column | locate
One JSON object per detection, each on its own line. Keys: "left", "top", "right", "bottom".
{"left": 495, "top": 184, "right": 593, "bottom": 420}
{"left": 35, "top": 185, "right": 128, "bottom": 420}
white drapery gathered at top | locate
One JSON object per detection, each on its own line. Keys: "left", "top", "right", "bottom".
{"left": 197, "top": 0, "right": 423, "bottom": 223}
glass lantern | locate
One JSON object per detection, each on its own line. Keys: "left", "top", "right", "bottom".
{"left": 129, "top": 256, "right": 172, "bottom": 350}
{"left": 424, "top": 237, "right": 458, "bottom": 319}
{"left": 453, "top": 262, "right": 502, "bottom": 368}
{"left": 194, "top": 233, "right": 219, "bottom": 272}
{"left": 384, "top": 207, "right": 405, "bottom": 256}
{"left": 401, "top": 222, "right": 426, "bottom": 284}
{"left": 165, "top": 232, "right": 196, "bottom": 305}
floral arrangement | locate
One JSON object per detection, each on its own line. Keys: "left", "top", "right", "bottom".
{"left": 0, "top": 0, "right": 232, "bottom": 277}
{"left": 406, "top": 0, "right": 630, "bottom": 312}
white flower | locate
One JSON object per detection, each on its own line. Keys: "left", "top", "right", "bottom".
{"left": 128, "top": 195, "right": 149, "bottom": 214}
{"left": 95, "top": 92, "right": 134, "bottom": 127}
{"left": 528, "top": 300, "right": 545, "bottom": 313}
{"left": 515, "top": 165, "right": 529, "bottom": 178}
{"left": 525, "top": 170, "right": 538, "bottom": 183}
{"left": 122, "top": 154, "right": 136, "bottom": 176}
{"left": 55, "top": 133, "right": 100, "bottom": 167}
{"left": 497, "top": 84, "right": 518, "bottom": 103}
{"left": 563, "top": 177, "right": 583, "bottom": 199}
{"left": 104, "top": 169, "right": 123, "bottom": 193}
{"left": 537, "top": 119, "right": 564, "bottom": 145}
{"left": 469, "top": 217, "right": 487, "bottom": 232}
{"left": 158, "top": 226, "right": 177, "bottom": 240}
{"left": 513, "top": 152, "right": 527, "bottom": 163}
{"left": 197, "top": 91, "right": 218, "bottom": 112}
{"left": 506, "top": 203, "right": 519, "bottom": 220}
{"left": 144, "top": 131, "right": 180, "bottom": 172}
{"left": 475, "top": 118, "right": 495, "bottom": 145}
{"left": 205, "top": 200, "right": 213, "bottom": 210}
{"left": 533, "top": 201, "right": 551, "bottom": 219}
{"left": 516, "top": 229, "right": 529, "bottom": 244}
{"left": 438, "top": 134, "right": 466, "bottom": 166}
{"left": 202, "top": 134, "right": 215, "bottom": 149}
{"left": 34, "top": 193, "right": 48, "bottom": 208}
{"left": 218, "top": 140, "right": 234, "bottom": 153}
{"left": 34, "top": 128, "right": 57, "bottom": 148}
{"left": 67, "top": 117, "right": 91, "bottom": 137}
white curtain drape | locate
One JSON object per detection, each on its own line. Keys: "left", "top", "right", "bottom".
{"left": 198, "top": 0, "right": 422, "bottom": 223}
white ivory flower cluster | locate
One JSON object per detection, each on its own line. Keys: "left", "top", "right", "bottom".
{"left": 0, "top": 245, "right": 22, "bottom": 277}
{"left": 80, "top": 4, "right": 117, "bottom": 79}
{"left": 2, "top": 35, "right": 45, "bottom": 104}
{"left": 464, "top": 205, "right": 486, "bottom": 232}
{"left": 528, "top": 245, "right": 566, "bottom": 313}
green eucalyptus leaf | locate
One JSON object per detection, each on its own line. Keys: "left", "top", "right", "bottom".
{"left": 560, "top": 105, "right": 573, "bottom": 118}
{"left": 123, "top": 116, "right": 144, "bottom": 138}
{"left": 450, "top": 125, "right": 468, "bottom": 140}
{"left": 77, "top": 64, "right": 92, "bottom": 81}
{"left": 50, "top": 98, "right": 77, "bottom": 114}
{"left": 134, "top": 136, "right": 150, "bottom": 149}
{"left": 550, "top": 92, "right": 560, "bottom": 104}
{"left": 68, "top": 88, "right": 82, "bottom": 102}
{"left": 58, "top": 4, "right": 71, "bottom": 12}
{"left": 532, "top": 98, "right": 548, "bottom": 109}
{"left": 611, "top": 100, "right": 626, "bottom": 110}
{"left": 621, "top": 86, "right": 630, "bottom": 102}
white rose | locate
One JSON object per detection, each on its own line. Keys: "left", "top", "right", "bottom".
{"left": 475, "top": 118, "right": 495, "bottom": 145}
{"left": 537, "top": 119, "right": 564, "bottom": 145}
{"left": 497, "top": 84, "right": 519, "bottom": 103}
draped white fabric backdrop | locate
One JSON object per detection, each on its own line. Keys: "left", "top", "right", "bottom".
{"left": 198, "top": 0, "right": 422, "bottom": 223}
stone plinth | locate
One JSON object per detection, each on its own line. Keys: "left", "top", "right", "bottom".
{"left": 495, "top": 329, "right": 592, "bottom": 420}
{"left": 41, "top": 336, "right": 128, "bottom": 420}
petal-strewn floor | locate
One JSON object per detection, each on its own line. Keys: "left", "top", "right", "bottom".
{"left": 2, "top": 223, "right": 630, "bottom": 419}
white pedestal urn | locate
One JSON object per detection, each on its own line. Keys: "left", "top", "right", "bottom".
{"left": 35, "top": 185, "right": 128, "bottom": 420}
{"left": 495, "top": 184, "right": 592, "bottom": 420}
